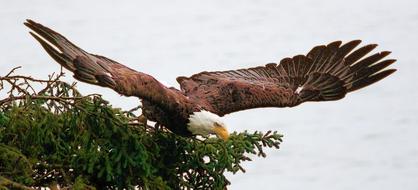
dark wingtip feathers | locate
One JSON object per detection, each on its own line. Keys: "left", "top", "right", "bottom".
{"left": 345, "top": 46, "right": 396, "bottom": 92}
{"left": 24, "top": 19, "right": 35, "bottom": 27}
{"left": 26, "top": 21, "right": 76, "bottom": 71}
{"left": 300, "top": 40, "right": 396, "bottom": 102}
{"left": 348, "top": 69, "right": 396, "bottom": 92}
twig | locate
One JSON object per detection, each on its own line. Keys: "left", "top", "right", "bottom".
{"left": 0, "top": 95, "right": 83, "bottom": 106}
{"left": 4, "top": 66, "right": 22, "bottom": 77}
{"left": 124, "top": 104, "right": 142, "bottom": 114}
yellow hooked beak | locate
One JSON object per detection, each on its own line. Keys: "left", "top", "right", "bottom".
{"left": 213, "top": 122, "right": 229, "bottom": 141}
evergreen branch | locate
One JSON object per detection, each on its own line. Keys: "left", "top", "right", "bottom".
{"left": 0, "top": 67, "right": 283, "bottom": 189}
{"left": 0, "top": 176, "right": 35, "bottom": 190}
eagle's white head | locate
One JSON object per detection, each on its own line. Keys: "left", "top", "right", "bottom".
{"left": 187, "top": 110, "right": 229, "bottom": 140}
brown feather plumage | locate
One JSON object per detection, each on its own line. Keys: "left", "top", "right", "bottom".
{"left": 25, "top": 19, "right": 194, "bottom": 136}
{"left": 179, "top": 40, "right": 396, "bottom": 116}
{"left": 25, "top": 19, "right": 396, "bottom": 136}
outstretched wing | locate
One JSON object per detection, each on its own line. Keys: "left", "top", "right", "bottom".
{"left": 177, "top": 40, "right": 396, "bottom": 116}
{"left": 25, "top": 19, "right": 176, "bottom": 106}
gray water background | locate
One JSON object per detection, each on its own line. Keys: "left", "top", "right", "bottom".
{"left": 1, "top": 0, "right": 417, "bottom": 189}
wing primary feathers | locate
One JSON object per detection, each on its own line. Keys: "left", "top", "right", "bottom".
{"left": 27, "top": 20, "right": 396, "bottom": 115}
{"left": 297, "top": 42, "right": 395, "bottom": 102}
{"left": 25, "top": 20, "right": 118, "bottom": 89}
{"left": 26, "top": 19, "right": 182, "bottom": 110}
{"left": 337, "top": 40, "right": 362, "bottom": 57}
{"left": 348, "top": 69, "right": 396, "bottom": 92}
{"left": 346, "top": 59, "right": 396, "bottom": 91}
{"left": 345, "top": 44, "right": 378, "bottom": 66}
{"left": 28, "top": 31, "right": 75, "bottom": 71}
{"left": 178, "top": 40, "right": 395, "bottom": 115}
{"left": 349, "top": 51, "right": 391, "bottom": 73}
{"left": 25, "top": 19, "right": 84, "bottom": 58}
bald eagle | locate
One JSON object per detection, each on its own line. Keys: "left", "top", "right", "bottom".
{"left": 25, "top": 19, "right": 396, "bottom": 140}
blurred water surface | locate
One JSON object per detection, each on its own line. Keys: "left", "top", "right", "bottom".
{"left": 1, "top": 0, "right": 417, "bottom": 189}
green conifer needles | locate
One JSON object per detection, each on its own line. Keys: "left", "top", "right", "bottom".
{"left": 0, "top": 67, "right": 283, "bottom": 189}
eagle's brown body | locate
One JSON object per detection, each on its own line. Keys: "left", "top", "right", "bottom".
{"left": 25, "top": 19, "right": 396, "bottom": 137}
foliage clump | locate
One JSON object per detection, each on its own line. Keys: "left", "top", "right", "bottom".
{"left": 0, "top": 67, "right": 283, "bottom": 189}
